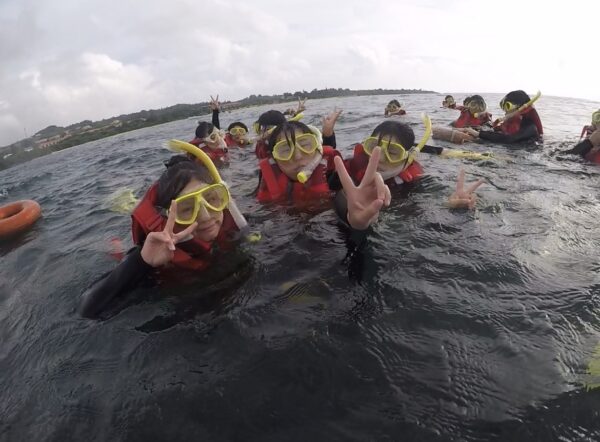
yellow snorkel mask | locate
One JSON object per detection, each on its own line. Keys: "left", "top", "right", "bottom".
{"left": 592, "top": 110, "right": 600, "bottom": 127}
{"left": 165, "top": 140, "right": 247, "bottom": 229}
{"left": 362, "top": 114, "right": 432, "bottom": 179}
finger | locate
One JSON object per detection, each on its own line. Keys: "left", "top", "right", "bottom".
{"left": 361, "top": 146, "right": 381, "bottom": 185}
{"left": 149, "top": 231, "right": 176, "bottom": 251}
{"left": 165, "top": 200, "right": 177, "bottom": 234}
{"left": 334, "top": 156, "right": 355, "bottom": 192}
{"left": 364, "top": 198, "right": 384, "bottom": 222}
{"left": 466, "top": 178, "right": 485, "bottom": 194}
{"left": 383, "top": 182, "right": 391, "bottom": 206}
{"left": 210, "top": 95, "right": 214, "bottom": 102}
{"left": 216, "top": 94, "right": 219, "bottom": 101}
{"left": 374, "top": 172, "right": 387, "bottom": 201}
{"left": 456, "top": 168, "right": 465, "bottom": 192}
{"left": 174, "top": 222, "right": 197, "bottom": 242}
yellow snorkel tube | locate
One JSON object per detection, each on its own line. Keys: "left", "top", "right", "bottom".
{"left": 166, "top": 139, "right": 248, "bottom": 230}
{"left": 407, "top": 113, "right": 432, "bottom": 165}
{"left": 296, "top": 124, "right": 323, "bottom": 184}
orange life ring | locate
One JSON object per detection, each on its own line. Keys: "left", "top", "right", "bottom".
{"left": 0, "top": 200, "right": 42, "bottom": 239}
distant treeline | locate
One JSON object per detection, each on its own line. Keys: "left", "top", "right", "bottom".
{"left": 0, "top": 87, "right": 434, "bottom": 171}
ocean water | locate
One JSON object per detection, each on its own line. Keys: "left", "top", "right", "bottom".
{"left": 1, "top": 93, "right": 600, "bottom": 441}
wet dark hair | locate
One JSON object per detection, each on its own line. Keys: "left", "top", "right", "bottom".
{"left": 463, "top": 96, "right": 472, "bottom": 105}
{"left": 468, "top": 94, "right": 486, "bottom": 110}
{"left": 370, "top": 120, "right": 415, "bottom": 148}
{"left": 502, "top": 90, "right": 530, "bottom": 107}
{"left": 256, "top": 110, "right": 286, "bottom": 132}
{"left": 227, "top": 121, "right": 248, "bottom": 132}
{"left": 445, "top": 95, "right": 454, "bottom": 101}
{"left": 266, "top": 121, "right": 313, "bottom": 154}
{"left": 195, "top": 122, "right": 214, "bottom": 139}
{"left": 387, "top": 99, "right": 401, "bottom": 107}
{"left": 156, "top": 156, "right": 214, "bottom": 209}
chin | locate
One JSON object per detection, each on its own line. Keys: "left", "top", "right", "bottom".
{"left": 194, "top": 223, "right": 220, "bottom": 242}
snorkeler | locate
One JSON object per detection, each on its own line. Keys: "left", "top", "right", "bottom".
{"left": 384, "top": 100, "right": 406, "bottom": 117}
{"left": 442, "top": 95, "right": 457, "bottom": 109}
{"left": 79, "top": 131, "right": 390, "bottom": 318}
{"left": 255, "top": 109, "right": 344, "bottom": 203}
{"left": 478, "top": 90, "right": 543, "bottom": 144}
{"left": 187, "top": 98, "right": 228, "bottom": 162}
{"left": 208, "top": 95, "right": 252, "bottom": 148}
{"left": 451, "top": 95, "right": 492, "bottom": 128}
{"left": 346, "top": 119, "right": 429, "bottom": 187}
{"left": 564, "top": 127, "right": 600, "bottom": 163}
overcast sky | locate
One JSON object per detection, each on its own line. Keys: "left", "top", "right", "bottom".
{"left": 1, "top": 0, "right": 598, "bottom": 146}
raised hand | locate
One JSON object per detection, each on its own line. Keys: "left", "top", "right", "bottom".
{"left": 140, "top": 201, "right": 197, "bottom": 267}
{"left": 334, "top": 146, "right": 391, "bottom": 230}
{"left": 209, "top": 95, "right": 220, "bottom": 111}
{"left": 296, "top": 97, "right": 307, "bottom": 113}
{"left": 322, "top": 108, "right": 343, "bottom": 137}
{"left": 448, "top": 169, "right": 484, "bottom": 210}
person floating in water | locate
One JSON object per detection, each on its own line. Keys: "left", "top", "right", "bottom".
{"left": 384, "top": 100, "right": 406, "bottom": 117}
{"left": 346, "top": 119, "right": 428, "bottom": 187}
{"left": 79, "top": 130, "right": 391, "bottom": 318}
{"left": 564, "top": 127, "right": 600, "bottom": 164}
{"left": 442, "top": 95, "right": 457, "bottom": 109}
{"left": 451, "top": 95, "right": 492, "bottom": 129}
{"left": 187, "top": 98, "right": 228, "bottom": 163}
{"left": 256, "top": 109, "right": 344, "bottom": 204}
{"left": 478, "top": 90, "right": 543, "bottom": 144}
{"left": 208, "top": 95, "right": 252, "bottom": 148}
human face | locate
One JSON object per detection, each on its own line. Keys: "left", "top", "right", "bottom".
{"left": 203, "top": 128, "right": 227, "bottom": 151}
{"left": 364, "top": 134, "right": 408, "bottom": 172}
{"left": 273, "top": 129, "right": 321, "bottom": 180}
{"left": 175, "top": 178, "right": 224, "bottom": 242}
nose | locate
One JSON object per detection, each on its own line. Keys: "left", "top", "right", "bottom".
{"left": 196, "top": 203, "right": 211, "bottom": 222}
{"left": 293, "top": 146, "right": 303, "bottom": 160}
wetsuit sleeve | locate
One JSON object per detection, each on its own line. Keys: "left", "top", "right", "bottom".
{"left": 212, "top": 109, "right": 220, "bottom": 130}
{"left": 478, "top": 122, "right": 539, "bottom": 144}
{"left": 565, "top": 139, "right": 594, "bottom": 157}
{"left": 78, "top": 247, "right": 154, "bottom": 319}
{"left": 333, "top": 190, "right": 368, "bottom": 244}
{"left": 323, "top": 133, "right": 337, "bottom": 149}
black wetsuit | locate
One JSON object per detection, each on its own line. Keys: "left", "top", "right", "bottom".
{"left": 564, "top": 139, "right": 594, "bottom": 158}
{"left": 478, "top": 118, "right": 540, "bottom": 144}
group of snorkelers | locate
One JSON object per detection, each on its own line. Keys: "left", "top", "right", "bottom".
{"left": 79, "top": 91, "right": 600, "bottom": 318}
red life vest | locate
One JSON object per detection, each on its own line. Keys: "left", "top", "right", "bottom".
{"left": 585, "top": 148, "right": 600, "bottom": 164}
{"left": 255, "top": 140, "right": 269, "bottom": 159}
{"left": 347, "top": 144, "right": 424, "bottom": 185}
{"left": 453, "top": 110, "right": 492, "bottom": 128}
{"left": 256, "top": 146, "right": 341, "bottom": 203}
{"left": 131, "top": 183, "right": 239, "bottom": 271}
{"left": 497, "top": 107, "right": 544, "bottom": 136}
{"left": 188, "top": 138, "right": 228, "bottom": 162}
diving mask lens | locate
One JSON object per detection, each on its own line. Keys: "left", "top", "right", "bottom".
{"left": 502, "top": 100, "right": 517, "bottom": 113}
{"left": 272, "top": 133, "right": 318, "bottom": 161}
{"left": 363, "top": 137, "right": 407, "bottom": 163}
{"left": 173, "top": 184, "right": 229, "bottom": 224}
{"left": 592, "top": 111, "right": 600, "bottom": 126}
{"left": 229, "top": 127, "right": 247, "bottom": 136}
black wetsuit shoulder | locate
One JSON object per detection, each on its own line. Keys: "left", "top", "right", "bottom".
{"left": 565, "top": 139, "right": 594, "bottom": 158}
{"left": 78, "top": 247, "right": 154, "bottom": 318}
